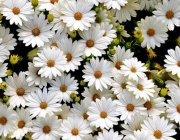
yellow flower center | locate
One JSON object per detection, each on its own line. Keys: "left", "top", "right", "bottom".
{"left": 12, "top": 7, "right": 20, "bottom": 15}
{"left": 147, "top": 28, "right": 155, "bottom": 36}
{"left": 131, "top": 67, "right": 136, "bottom": 73}
{"left": 95, "top": 16, "right": 102, "bottom": 23}
{"left": 47, "top": 60, "right": 55, "bottom": 67}
{"left": 43, "top": 125, "right": 51, "bottom": 134}
{"left": 126, "top": 104, "right": 134, "bottom": 111}
{"left": 50, "top": 42, "right": 58, "bottom": 48}
{"left": 66, "top": 53, "right": 72, "bottom": 62}
{"left": 137, "top": 84, "right": 144, "bottom": 91}
{"left": 166, "top": 10, "right": 174, "bottom": 19}
{"left": 115, "top": 61, "right": 122, "bottom": 69}
{"left": 40, "top": 102, "right": 48, "bottom": 109}
{"left": 71, "top": 128, "right": 79, "bottom": 136}
{"left": 177, "top": 61, "right": 180, "bottom": 67}
{"left": 154, "top": 130, "right": 162, "bottom": 139}
{"left": 121, "top": 82, "right": 127, "bottom": 89}
{"left": 74, "top": 12, "right": 82, "bottom": 20}
{"left": 16, "top": 88, "right": 25, "bottom": 96}
{"left": 32, "top": 28, "right": 40, "bottom": 36}
{"left": 100, "top": 111, "right": 107, "bottom": 118}
{"left": 94, "top": 70, "right": 102, "bottom": 79}
{"left": 92, "top": 93, "right": 100, "bottom": 101}
{"left": 144, "top": 101, "right": 152, "bottom": 110}
{"left": 18, "top": 120, "right": 25, "bottom": 128}
{"left": 83, "top": 112, "right": 89, "bottom": 119}
{"left": 0, "top": 116, "right": 7, "bottom": 125}
{"left": 86, "top": 39, "right": 95, "bottom": 48}
{"left": 176, "top": 104, "right": 180, "bottom": 113}
{"left": 60, "top": 84, "right": 67, "bottom": 92}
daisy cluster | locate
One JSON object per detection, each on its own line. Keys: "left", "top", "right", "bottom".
{"left": 1, "top": 0, "right": 180, "bottom": 139}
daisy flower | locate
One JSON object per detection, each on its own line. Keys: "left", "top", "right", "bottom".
{"left": 78, "top": 24, "right": 109, "bottom": 57}
{"left": 25, "top": 62, "right": 50, "bottom": 89}
{"left": 87, "top": 97, "right": 119, "bottom": 129}
{"left": 126, "top": 77, "right": 155, "bottom": 101}
{"left": 137, "top": 16, "right": 168, "bottom": 49}
{"left": 103, "top": 0, "right": 128, "bottom": 10}
{"left": 54, "top": 104, "right": 71, "bottom": 121}
{"left": 83, "top": 57, "right": 113, "bottom": 91}
{"left": 60, "top": 0, "right": 96, "bottom": 31}
{"left": 0, "top": 103, "right": 17, "bottom": 137}
{"left": 112, "top": 0, "right": 140, "bottom": 23}
{"left": 82, "top": 85, "right": 113, "bottom": 102}
{"left": 153, "top": 0, "right": 180, "bottom": 31}
{"left": 99, "top": 22, "right": 117, "bottom": 43}
{"left": 10, "top": 108, "right": 33, "bottom": 140}
{"left": 97, "top": 129, "right": 123, "bottom": 140}
{"left": 0, "top": 25, "right": 17, "bottom": 51}
{"left": 127, "top": 130, "right": 154, "bottom": 140}
{"left": 166, "top": 90, "right": 180, "bottom": 125}
{"left": 111, "top": 74, "right": 129, "bottom": 96}
{"left": 31, "top": 114, "right": 61, "bottom": 140}
{"left": 121, "top": 57, "right": 147, "bottom": 82}
{"left": 25, "top": 87, "right": 62, "bottom": 118}
{"left": 48, "top": 73, "right": 79, "bottom": 103}
{"left": 4, "top": 72, "right": 37, "bottom": 108}
{"left": 121, "top": 113, "right": 147, "bottom": 137}
{"left": 141, "top": 116, "right": 177, "bottom": 140}
{"left": 0, "top": 62, "right": 7, "bottom": 83}
{"left": 58, "top": 37, "right": 84, "bottom": 72}
{"left": 110, "top": 45, "right": 134, "bottom": 75}
{"left": 60, "top": 115, "right": 92, "bottom": 140}
{"left": 2, "top": 0, "right": 33, "bottom": 26}
{"left": 33, "top": 47, "right": 67, "bottom": 80}
{"left": 116, "top": 92, "right": 147, "bottom": 121}
{"left": 164, "top": 46, "right": 180, "bottom": 78}
{"left": 71, "top": 98, "right": 92, "bottom": 120}
{"left": 95, "top": 8, "right": 110, "bottom": 24}
{"left": 144, "top": 92, "right": 166, "bottom": 117}
{"left": 17, "top": 13, "right": 54, "bottom": 48}
{"left": 137, "top": 0, "right": 160, "bottom": 10}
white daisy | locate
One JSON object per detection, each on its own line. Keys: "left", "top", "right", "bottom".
{"left": 166, "top": 89, "right": 180, "bottom": 125}
{"left": 112, "top": 0, "right": 140, "bottom": 23}
{"left": 48, "top": 73, "right": 79, "bottom": 103}
{"left": 126, "top": 77, "right": 155, "bottom": 101}
{"left": 78, "top": 24, "right": 109, "bottom": 57}
{"left": 0, "top": 103, "right": 17, "bottom": 137}
{"left": 97, "top": 129, "right": 123, "bottom": 140}
{"left": 60, "top": 115, "right": 92, "bottom": 140}
{"left": 99, "top": 22, "right": 117, "bottom": 43}
{"left": 116, "top": 92, "right": 147, "bottom": 121}
{"left": 103, "top": 0, "right": 128, "bottom": 10}
{"left": 83, "top": 57, "right": 113, "bottom": 91}
{"left": 58, "top": 37, "right": 84, "bottom": 72}
{"left": 121, "top": 57, "right": 147, "bottom": 82}
{"left": 95, "top": 8, "right": 110, "bottom": 24}
{"left": 10, "top": 108, "right": 33, "bottom": 140}
{"left": 110, "top": 45, "right": 134, "bottom": 75}
{"left": 127, "top": 130, "right": 154, "bottom": 140}
{"left": 31, "top": 114, "right": 61, "bottom": 140}
{"left": 87, "top": 97, "right": 119, "bottom": 129}
{"left": 121, "top": 113, "right": 147, "bottom": 137}
{"left": 137, "top": 0, "right": 160, "bottom": 10}
{"left": 2, "top": 0, "right": 33, "bottom": 26}
{"left": 17, "top": 13, "right": 54, "bottom": 48}
{"left": 153, "top": 0, "right": 180, "bottom": 31}
{"left": 137, "top": 16, "right": 168, "bottom": 49}
{"left": 4, "top": 71, "right": 37, "bottom": 108}
{"left": 60, "top": 0, "right": 96, "bottom": 31}
{"left": 71, "top": 98, "right": 91, "bottom": 120}
{"left": 25, "top": 87, "right": 62, "bottom": 118}
{"left": 141, "top": 116, "right": 177, "bottom": 140}
{"left": 164, "top": 46, "right": 180, "bottom": 78}
{"left": 33, "top": 47, "right": 67, "bottom": 80}
{"left": 54, "top": 104, "right": 71, "bottom": 121}
{"left": 82, "top": 85, "right": 113, "bottom": 102}
{"left": 0, "top": 25, "right": 17, "bottom": 51}
{"left": 0, "top": 62, "right": 7, "bottom": 83}
{"left": 111, "top": 74, "right": 129, "bottom": 96}
{"left": 25, "top": 62, "right": 50, "bottom": 88}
